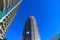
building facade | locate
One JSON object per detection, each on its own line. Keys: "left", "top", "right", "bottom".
{"left": 0, "top": 0, "right": 22, "bottom": 40}
{"left": 22, "top": 16, "right": 40, "bottom": 40}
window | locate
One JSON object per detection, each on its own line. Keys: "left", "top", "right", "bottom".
{"left": 12, "top": 0, "right": 16, "bottom": 5}
{"left": 0, "top": 0, "right": 4, "bottom": 11}
{"left": 2, "top": 26, "right": 5, "bottom": 30}
{"left": 10, "top": 0, "right": 12, "bottom": 6}
{"left": 0, "top": 30, "right": 2, "bottom": 34}
{"left": 5, "top": 0, "right": 9, "bottom": 8}
{"left": 26, "top": 31, "right": 30, "bottom": 35}
{"left": 8, "top": 0, "right": 13, "bottom": 7}
{"left": 0, "top": 22, "right": 3, "bottom": 29}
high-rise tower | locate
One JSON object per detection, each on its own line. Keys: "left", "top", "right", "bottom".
{"left": 0, "top": 0, "right": 22, "bottom": 40}
{"left": 22, "top": 16, "right": 40, "bottom": 40}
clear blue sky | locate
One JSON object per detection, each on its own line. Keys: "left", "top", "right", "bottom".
{"left": 6, "top": 0, "right": 60, "bottom": 40}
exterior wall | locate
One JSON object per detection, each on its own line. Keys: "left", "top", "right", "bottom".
{"left": 22, "top": 16, "right": 40, "bottom": 40}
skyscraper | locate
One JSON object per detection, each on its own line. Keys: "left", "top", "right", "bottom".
{"left": 0, "top": 0, "right": 22, "bottom": 40}
{"left": 22, "top": 16, "right": 40, "bottom": 40}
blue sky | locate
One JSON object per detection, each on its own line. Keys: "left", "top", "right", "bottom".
{"left": 6, "top": 0, "right": 60, "bottom": 40}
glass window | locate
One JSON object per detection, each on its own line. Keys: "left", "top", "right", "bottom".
{"left": 12, "top": 0, "right": 16, "bottom": 4}
{"left": 10, "top": 0, "right": 12, "bottom": 6}
{"left": 0, "top": 30, "right": 2, "bottom": 34}
{"left": 0, "top": 0, "right": 4, "bottom": 11}
{"left": 8, "top": 0, "right": 13, "bottom": 7}
{"left": 5, "top": 0, "right": 9, "bottom": 8}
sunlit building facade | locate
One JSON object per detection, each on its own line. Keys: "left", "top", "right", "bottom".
{"left": 0, "top": 0, "right": 22, "bottom": 40}
{"left": 22, "top": 16, "right": 40, "bottom": 40}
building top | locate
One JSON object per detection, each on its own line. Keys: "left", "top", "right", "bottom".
{"left": 22, "top": 16, "right": 40, "bottom": 40}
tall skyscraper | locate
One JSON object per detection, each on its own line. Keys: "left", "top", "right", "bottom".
{"left": 22, "top": 16, "right": 40, "bottom": 40}
{"left": 0, "top": 0, "right": 22, "bottom": 40}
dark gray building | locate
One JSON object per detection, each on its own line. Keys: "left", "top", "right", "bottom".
{"left": 51, "top": 34, "right": 60, "bottom": 40}
{"left": 22, "top": 16, "right": 40, "bottom": 40}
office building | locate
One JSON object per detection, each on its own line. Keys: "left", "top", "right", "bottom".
{"left": 22, "top": 16, "right": 40, "bottom": 40}
{"left": 0, "top": 0, "right": 22, "bottom": 40}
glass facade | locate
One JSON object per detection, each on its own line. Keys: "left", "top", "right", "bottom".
{"left": 0, "top": 0, "right": 4, "bottom": 11}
